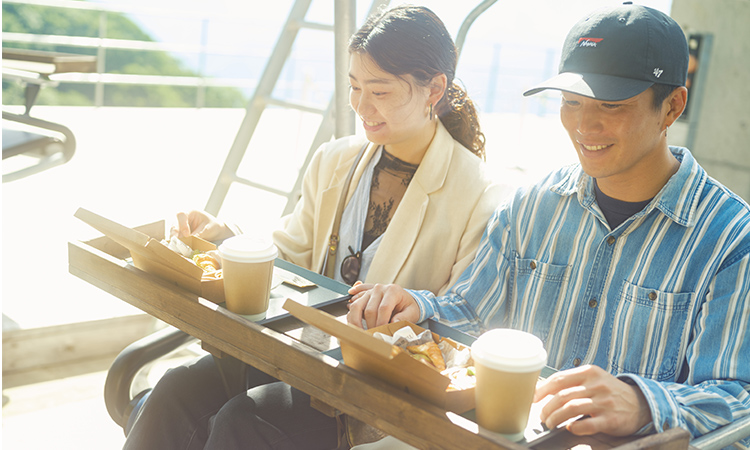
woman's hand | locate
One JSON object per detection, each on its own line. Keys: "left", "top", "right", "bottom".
{"left": 172, "top": 210, "right": 235, "bottom": 242}
{"left": 533, "top": 365, "right": 652, "bottom": 436}
{"left": 346, "top": 282, "right": 421, "bottom": 329}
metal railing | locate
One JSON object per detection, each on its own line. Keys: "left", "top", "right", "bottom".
{"left": 3, "top": 0, "right": 564, "bottom": 116}
{"left": 2, "top": 0, "right": 305, "bottom": 108}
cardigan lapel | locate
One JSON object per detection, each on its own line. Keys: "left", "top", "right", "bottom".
{"left": 366, "top": 121, "right": 454, "bottom": 284}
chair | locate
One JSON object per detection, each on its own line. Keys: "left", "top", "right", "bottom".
{"left": 103, "top": 326, "right": 196, "bottom": 435}
{"left": 2, "top": 48, "right": 95, "bottom": 182}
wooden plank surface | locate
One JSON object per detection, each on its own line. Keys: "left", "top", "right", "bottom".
{"left": 68, "top": 238, "right": 525, "bottom": 449}
{"left": 67, "top": 235, "right": 690, "bottom": 450}
{"left": 2, "top": 314, "right": 157, "bottom": 377}
{"left": 2, "top": 48, "right": 97, "bottom": 74}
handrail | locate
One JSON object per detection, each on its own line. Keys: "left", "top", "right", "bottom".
{"left": 2, "top": 0, "right": 289, "bottom": 107}
{"left": 3, "top": 0, "right": 252, "bottom": 23}
{"left": 690, "top": 414, "right": 750, "bottom": 450}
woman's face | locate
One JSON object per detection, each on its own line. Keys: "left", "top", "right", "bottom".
{"left": 348, "top": 52, "right": 435, "bottom": 160}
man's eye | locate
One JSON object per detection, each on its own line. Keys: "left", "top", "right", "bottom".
{"left": 602, "top": 103, "right": 621, "bottom": 109}
{"left": 349, "top": 85, "right": 360, "bottom": 91}
{"left": 562, "top": 99, "right": 579, "bottom": 107}
{"left": 372, "top": 91, "right": 387, "bottom": 96}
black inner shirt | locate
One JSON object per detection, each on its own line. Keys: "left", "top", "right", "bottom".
{"left": 593, "top": 179, "right": 653, "bottom": 230}
{"left": 361, "top": 150, "right": 419, "bottom": 250}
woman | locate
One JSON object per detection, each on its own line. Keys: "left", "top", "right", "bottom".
{"left": 124, "top": 6, "right": 507, "bottom": 449}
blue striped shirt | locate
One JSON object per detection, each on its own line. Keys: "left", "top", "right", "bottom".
{"left": 411, "top": 147, "right": 750, "bottom": 443}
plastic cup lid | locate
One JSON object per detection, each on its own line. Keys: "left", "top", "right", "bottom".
{"left": 471, "top": 328, "right": 547, "bottom": 373}
{"left": 218, "top": 235, "right": 278, "bottom": 263}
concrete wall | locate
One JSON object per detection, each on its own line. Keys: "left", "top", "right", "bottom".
{"left": 669, "top": 0, "right": 750, "bottom": 202}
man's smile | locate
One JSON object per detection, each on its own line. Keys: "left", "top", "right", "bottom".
{"left": 578, "top": 141, "right": 613, "bottom": 152}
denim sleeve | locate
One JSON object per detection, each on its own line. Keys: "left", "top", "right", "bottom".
{"left": 621, "top": 250, "right": 750, "bottom": 445}
{"left": 409, "top": 208, "right": 513, "bottom": 337}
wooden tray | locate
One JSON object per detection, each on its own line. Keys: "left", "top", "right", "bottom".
{"left": 67, "top": 223, "right": 691, "bottom": 450}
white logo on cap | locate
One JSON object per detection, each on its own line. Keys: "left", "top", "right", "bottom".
{"left": 578, "top": 37, "right": 603, "bottom": 47}
{"left": 653, "top": 68, "right": 664, "bottom": 78}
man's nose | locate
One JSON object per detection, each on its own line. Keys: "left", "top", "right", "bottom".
{"left": 576, "top": 106, "right": 603, "bottom": 135}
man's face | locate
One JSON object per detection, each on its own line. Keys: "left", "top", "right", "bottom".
{"left": 560, "top": 89, "right": 668, "bottom": 195}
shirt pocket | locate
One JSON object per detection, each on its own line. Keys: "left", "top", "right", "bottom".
{"left": 511, "top": 257, "right": 570, "bottom": 342}
{"left": 609, "top": 280, "right": 694, "bottom": 381}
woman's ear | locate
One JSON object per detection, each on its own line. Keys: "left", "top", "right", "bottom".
{"left": 428, "top": 73, "right": 448, "bottom": 106}
{"left": 664, "top": 86, "right": 688, "bottom": 128}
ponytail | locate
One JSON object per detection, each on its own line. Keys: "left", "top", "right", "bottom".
{"left": 436, "top": 82, "right": 485, "bottom": 160}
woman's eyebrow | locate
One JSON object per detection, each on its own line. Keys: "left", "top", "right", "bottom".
{"left": 348, "top": 73, "right": 393, "bottom": 85}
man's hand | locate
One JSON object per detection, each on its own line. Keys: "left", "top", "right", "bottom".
{"left": 172, "top": 210, "right": 234, "bottom": 242}
{"left": 346, "top": 283, "right": 421, "bottom": 329}
{"left": 533, "top": 365, "right": 652, "bottom": 436}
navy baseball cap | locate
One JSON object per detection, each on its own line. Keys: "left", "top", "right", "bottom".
{"left": 523, "top": 2, "right": 689, "bottom": 101}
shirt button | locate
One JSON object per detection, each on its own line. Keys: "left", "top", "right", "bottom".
{"left": 607, "top": 236, "right": 616, "bottom": 245}
{"left": 573, "top": 358, "right": 581, "bottom": 366}
{"left": 530, "top": 261, "right": 537, "bottom": 270}
{"left": 588, "top": 298, "right": 598, "bottom": 308}
{"left": 649, "top": 291, "right": 657, "bottom": 301}
{"left": 662, "top": 420, "right": 670, "bottom": 430}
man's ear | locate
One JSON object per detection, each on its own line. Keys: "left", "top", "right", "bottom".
{"left": 428, "top": 73, "right": 448, "bottom": 106}
{"left": 664, "top": 86, "right": 688, "bottom": 128}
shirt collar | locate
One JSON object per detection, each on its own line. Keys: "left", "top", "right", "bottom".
{"left": 550, "top": 147, "right": 706, "bottom": 227}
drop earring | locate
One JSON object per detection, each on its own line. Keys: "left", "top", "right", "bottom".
{"left": 428, "top": 103, "right": 434, "bottom": 120}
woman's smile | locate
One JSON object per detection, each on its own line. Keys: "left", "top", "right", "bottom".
{"left": 362, "top": 119, "right": 385, "bottom": 132}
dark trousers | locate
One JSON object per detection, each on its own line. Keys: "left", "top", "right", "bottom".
{"left": 123, "top": 354, "right": 340, "bottom": 450}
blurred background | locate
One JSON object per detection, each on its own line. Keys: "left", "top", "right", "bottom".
{"left": 2, "top": 0, "right": 748, "bottom": 448}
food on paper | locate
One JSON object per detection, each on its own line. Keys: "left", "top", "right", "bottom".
{"left": 166, "top": 236, "right": 193, "bottom": 257}
{"left": 372, "top": 326, "right": 475, "bottom": 391}
{"left": 200, "top": 268, "right": 223, "bottom": 280}
{"left": 193, "top": 252, "right": 221, "bottom": 272}
{"left": 443, "top": 366, "right": 477, "bottom": 391}
{"left": 162, "top": 237, "right": 223, "bottom": 279}
{"left": 407, "top": 341, "right": 447, "bottom": 371}
{"left": 191, "top": 250, "right": 223, "bottom": 280}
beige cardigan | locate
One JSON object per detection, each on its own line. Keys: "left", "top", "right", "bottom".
{"left": 273, "top": 121, "right": 508, "bottom": 296}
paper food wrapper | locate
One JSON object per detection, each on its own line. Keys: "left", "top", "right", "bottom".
{"left": 283, "top": 299, "right": 476, "bottom": 413}
{"left": 74, "top": 207, "right": 225, "bottom": 303}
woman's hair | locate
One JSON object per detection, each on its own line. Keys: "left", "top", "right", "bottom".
{"left": 349, "top": 5, "right": 485, "bottom": 160}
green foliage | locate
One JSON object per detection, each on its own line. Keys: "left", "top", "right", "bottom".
{"left": 2, "top": 2, "right": 247, "bottom": 107}
{"left": 204, "top": 87, "right": 248, "bottom": 108}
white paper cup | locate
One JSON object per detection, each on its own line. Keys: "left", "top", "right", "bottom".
{"left": 218, "top": 235, "right": 278, "bottom": 321}
{"left": 471, "top": 329, "right": 547, "bottom": 442}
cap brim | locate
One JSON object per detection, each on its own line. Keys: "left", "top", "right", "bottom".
{"left": 523, "top": 72, "right": 654, "bottom": 101}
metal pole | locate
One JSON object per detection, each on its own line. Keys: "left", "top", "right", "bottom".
{"left": 690, "top": 414, "right": 750, "bottom": 450}
{"left": 95, "top": 10, "right": 107, "bottom": 107}
{"left": 197, "top": 18, "right": 209, "bottom": 109}
{"left": 455, "top": 0, "right": 498, "bottom": 62}
{"left": 204, "top": 0, "right": 314, "bottom": 215}
{"left": 333, "top": 0, "right": 356, "bottom": 138}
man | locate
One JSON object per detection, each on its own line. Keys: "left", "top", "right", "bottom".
{"left": 347, "top": 2, "right": 750, "bottom": 443}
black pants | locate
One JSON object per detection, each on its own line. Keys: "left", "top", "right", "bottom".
{"left": 123, "top": 354, "right": 339, "bottom": 450}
